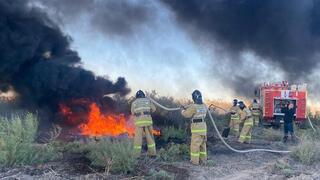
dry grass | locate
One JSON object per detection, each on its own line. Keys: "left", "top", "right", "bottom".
{"left": 253, "top": 127, "right": 283, "bottom": 141}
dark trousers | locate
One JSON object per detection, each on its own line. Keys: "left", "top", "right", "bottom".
{"left": 284, "top": 122, "right": 294, "bottom": 136}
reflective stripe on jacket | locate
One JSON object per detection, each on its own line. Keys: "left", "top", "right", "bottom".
{"left": 251, "top": 103, "right": 261, "bottom": 116}
{"left": 131, "top": 98, "right": 156, "bottom": 127}
{"left": 243, "top": 108, "right": 254, "bottom": 126}
{"left": 182, "top": 104, "right": 208, "bottom": 135}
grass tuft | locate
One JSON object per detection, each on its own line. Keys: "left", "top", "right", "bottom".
{"left": 147, "top": 169, "right": 174, "bottom": 180}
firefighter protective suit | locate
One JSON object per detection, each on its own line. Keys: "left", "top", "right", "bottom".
{"left": 182, "top": 104, "right": 208, "bottom": 165}
{"left": 229, "top": 105, "right": 241, "bottom": 136}
{"left": 238, "top": 108, "right": 253, "bottom": 143}
{"left": 131, "top": 97, "right": 156, "bottom": 156}
{"left": 249, "top": 102, "right": 261, "bottom": 126}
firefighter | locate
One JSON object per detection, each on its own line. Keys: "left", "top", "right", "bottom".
{"left": 181, "top": 90, "right": 208, "bottom": 165}
{"left": 238, "top": 101, "right": 254, "bottom": 144}
{"left": 228, "top": 99, "right": 241, "bottom": 136}
{"left": 249, "top": 99, "right": 261, "bottom": 126}
{"left": 131, "top": 90, "right": 157, "bottom": 156}
{"left": 281, "top": 102, "right": 296, "bottom": 143}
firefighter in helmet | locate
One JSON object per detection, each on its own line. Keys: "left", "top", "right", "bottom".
{"left": 131, "top": 90, "right": 157, "bottom": 156}
{"left": 228, "top": 99, "right": 241, "bottom": 136}
{"left": 249, "top": 99, "right": 261, "bottom": 126}
{"left": 181, "top": 90, "right": 208, "bottom": 165}
{"left": 238, "top": 101, "right": 254, "bottom": 143}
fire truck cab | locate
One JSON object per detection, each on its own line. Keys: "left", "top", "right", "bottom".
{"left": 259, "top": 81, "right": 307, "bottom": 127}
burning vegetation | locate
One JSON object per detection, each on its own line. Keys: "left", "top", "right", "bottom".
{"left": 59, "top": 99, "right": 160, "bottom": 138}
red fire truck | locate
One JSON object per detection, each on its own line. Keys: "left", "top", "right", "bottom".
{"left": 258, "top": 81, "right": 307, "bottom": 127}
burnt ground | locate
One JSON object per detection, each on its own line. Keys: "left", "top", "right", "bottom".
{"left": 1, "top": 135, "right": 320, "bottom": 179}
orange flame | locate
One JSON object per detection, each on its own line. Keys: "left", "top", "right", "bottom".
{"left": 152, "top": 129, "right": 161, "bottom": 136}
{"left": 60, "top": 102, "right": 161, "bottom": 137}
{"left": 79, "top": 103, "right": 135, "bottom": 137}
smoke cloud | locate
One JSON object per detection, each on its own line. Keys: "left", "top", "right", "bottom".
{"left": 0, "top": 0, "right": 130, "bottom": 116}
{"left": 33, "top": 0, "right": 155, "bottom": 37}
{"left": 162, "top": 0, "right": 320, "bottom": 96}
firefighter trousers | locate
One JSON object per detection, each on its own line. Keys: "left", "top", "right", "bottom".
{"left": 239, "top": 120, "right": 253, "bottom": 143}
{"left": 229, "top": 119, "right": 240, "bottom": 136}
{"left": 133, "top": 125, "right": 156, "bottom": 156}
{"left": 190, "top": 133, "right": 207, "bottom": 165}
{"left": 252, "top": 115, "right": 260, "bottom": 126}
{"left": 284, "top": 122, "right": 294, "bottom": 136}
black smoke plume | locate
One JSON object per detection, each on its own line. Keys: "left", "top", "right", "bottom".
{"left": 33, "top": 0, "right": 155, "bottom": 37}
{"left": 162, "top": 0, "right": 320, "bottom": 96}
{"left": 0, "top": 0, "right": 130, "bottom": 122}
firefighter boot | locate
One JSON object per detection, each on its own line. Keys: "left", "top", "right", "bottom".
{"left": 283, "top": 135, "right": 288, "bottom": 143}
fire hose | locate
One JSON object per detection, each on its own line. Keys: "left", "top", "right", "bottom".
{"left": 307, "top": 116, "right": 317, "bottom": 132}
{"left": 147, "top": 97, "right": 291, "bottom": 153}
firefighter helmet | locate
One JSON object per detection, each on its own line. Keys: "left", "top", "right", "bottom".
{"left": 238, "top": 101, "right": 246, "bottom": 109}
{"left": 192, "top": 90, "right": 203, "bottom": 104}
{"left": 136, "top": 90, "right": 145, "bottom": 98}
{"left": 233, "top": 99, "right": 238, "bottom": 106}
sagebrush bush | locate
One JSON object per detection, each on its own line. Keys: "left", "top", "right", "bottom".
{"left": 161, "top": 126, "right": 186, "bottom": 142}
{"left": 272, "top": 160, "right": 294, "bottom": 178}
{"left": 158, "top": 143, "right": 189, "bottom": 162}
{"left": 0, "top": 113, "right": 61, "bottom": 166}
{"left": 147, "top": 169, "right": 174, "bottom": 180}
{"left": 291, "top": 134, "right": 320, "bottom": 165}
{"left": 86, "top": 138, "right": 137, "bottom": 174}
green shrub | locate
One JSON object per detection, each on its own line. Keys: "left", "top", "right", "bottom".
{"left": 206, "top": 159, "right": 215, "bottom": 167}
{"left": 147, "top": 169, "right": 174, "bottom": 180}
{"left": 86, "top": 138, "right": 137, "bottom": 174}
{"left": 158, "top": 143, "right": 189, "bottom": 162}
{"left": 290, "top": 137, "right": 320, "bottom": 165}
{"left": 272, "top": 160, "right": 294, "bottom": 178}
{"left": 0, "top": 113, "right": 61, "bottom": 166}
{"left": 161, "top": 126, "right": 186, "bottom": 142}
